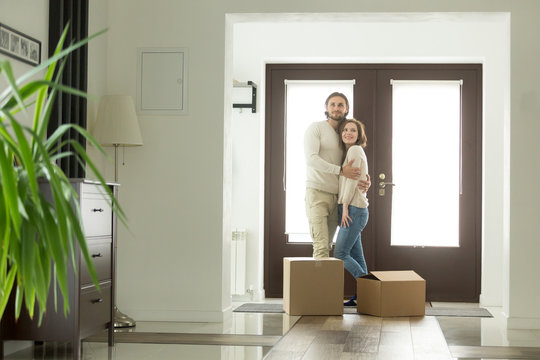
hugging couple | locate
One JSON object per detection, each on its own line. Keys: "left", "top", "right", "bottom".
{"left": 304, "top": 92, "right": 371, "bottom": 306}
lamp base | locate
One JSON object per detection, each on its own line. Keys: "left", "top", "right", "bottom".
{"left": 114, "top": 306, "right": 136, "bottom": 328}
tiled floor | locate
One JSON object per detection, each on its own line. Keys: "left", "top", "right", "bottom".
{"left": 3, "top": 301, "right": 540, "bottom": 359}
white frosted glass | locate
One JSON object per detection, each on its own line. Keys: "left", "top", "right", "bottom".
{"left": 391, "top": 81, "right": 461, "bottom": 247}
{"left": 285, "top": 82, "right": 354, "bottom": 243}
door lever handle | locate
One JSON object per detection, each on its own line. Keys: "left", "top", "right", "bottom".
{"left": 379, "top": 182, "right": 396, "bottom": 189}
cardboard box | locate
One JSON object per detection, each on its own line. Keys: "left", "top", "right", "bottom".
{"left": 283, "top": 257, "right": 344, "bottom": 315}
{"left": 357, "top": 271, "right": 426, "bottom": 317}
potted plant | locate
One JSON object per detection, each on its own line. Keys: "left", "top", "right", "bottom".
{"left": 0, "top": 26, "right": 123, "bottom": 324}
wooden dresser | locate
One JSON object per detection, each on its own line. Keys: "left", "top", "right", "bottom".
{"left": 0, "top": 179, "right": 117, "bottom": 359}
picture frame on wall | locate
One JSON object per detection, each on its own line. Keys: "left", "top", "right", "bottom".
{"left": 0, "top": 23, "right": 41, "bottom": 66}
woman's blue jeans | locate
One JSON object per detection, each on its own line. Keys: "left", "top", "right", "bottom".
{"left": 335, "top": 205, "right": 369, "bottom": 279}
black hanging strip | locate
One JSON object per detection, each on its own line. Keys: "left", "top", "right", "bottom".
{"left": 48, "top": 0, "right": 89, "bottom": 178}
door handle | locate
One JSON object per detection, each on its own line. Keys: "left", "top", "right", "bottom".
{"left": 379, "top": 181, "right": 395, "bottom": 189}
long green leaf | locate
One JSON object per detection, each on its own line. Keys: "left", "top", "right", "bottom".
{"left": 2, "top": 111, "right": 40, "bottom": 217}
{"left": 0, "top": 60, "right": 28, "bottom": 119}
{"left": 14, "top": 283, "right": 22, "bottom": 320}
{"left": 0, "top": 81, "right": 48, "bottom": 114}
{"left": 0, "top": 190, "right": 9, "bottom": 283}
{"left": 0, "top": 119, "right": 21, "bottom": 151}
{"left": 0, "top": 144, "right": 21, "bottom": 237}
{"left": 44, "top": 124, "right": 76, "bottom": 153}
{"left": 20, "top": 223, "right": 36, "bottom": 319}
{"left": 2, "top": 80, "right": 91, "bottom": 115}
{"left": 0, "top": 266, "right": 16, "bottom": 321}
{"left": 31, "top": 25, "right": 69, "bottom": 135}
{"left": 32, "top": 244, "right": 49, "bottom": 322}
{"left": 23, "top": 285, "right": 36, "bottom": 320}
{"left": 43, "top": 204, "right": 68, "bottom": 314}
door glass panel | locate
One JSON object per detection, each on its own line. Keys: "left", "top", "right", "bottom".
{"left": 284, "top": 80, "right": 354, "bottom": 243}
{"left": 391, "top": 80, "right": 461, "bottom": 247}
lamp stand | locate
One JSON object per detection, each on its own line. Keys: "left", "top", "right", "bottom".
{"left": 113, "top": 144, "right": 136, "bottom": 328}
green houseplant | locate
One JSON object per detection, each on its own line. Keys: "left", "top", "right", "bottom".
{"left": 0, "top": 26, "right": 124, "bottom": 324}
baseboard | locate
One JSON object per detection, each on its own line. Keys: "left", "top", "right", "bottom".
{"left": 505, "top": 315, "right": 540, "bottom": 329}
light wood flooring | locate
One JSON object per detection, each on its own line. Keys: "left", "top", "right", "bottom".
{"left": 4, "top": 303, "right": 540, "bottom": 359}
{"left": 264, "top": 312, "right": 540, "bottom": 360}
{"left": 264, "top": 314, "right": 454, "bottom": 359}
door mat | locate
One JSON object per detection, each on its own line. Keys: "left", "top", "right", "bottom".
{"left": 234, "top": 303, "right": 492, "bottom": 317}
{"left": 234, "top": 303, "right": 285, "bottom": 313}
{"left": 425, "top": 307, "right": 492, "bottom": 317}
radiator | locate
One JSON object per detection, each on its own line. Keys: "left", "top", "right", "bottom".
{"left": 231, "top": 229, "right": 247, "bottom": 296}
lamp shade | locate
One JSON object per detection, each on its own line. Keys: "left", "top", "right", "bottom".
{"left": 94, "top": 95, "right": 143, "bottom": 146}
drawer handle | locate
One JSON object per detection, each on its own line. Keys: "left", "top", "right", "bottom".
{"left": 92, "top": 253, "right": 103, "bottom": 258}
{"left": 91, "top": 208, "right": 104, "bottom": 213}
{"left": 91, "top": 298, "right": 104, "bottom": 304}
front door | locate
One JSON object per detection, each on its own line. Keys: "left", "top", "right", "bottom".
{"left": 374, "top": 67, "right": 482, "bottom": 301}
{"left": 264, "top": 64, "right": 482, "bottom": 302}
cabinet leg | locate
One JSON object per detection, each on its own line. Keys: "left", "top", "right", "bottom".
{"left": 73, "top": 338, "right": 81, "bottom": 360}
{"left": 108, "top": 323, "right": 114, "bottom": 346}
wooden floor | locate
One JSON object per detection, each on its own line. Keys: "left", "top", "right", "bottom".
{"left": 264, "top": 314, "right": 450, "bottom": 359}
{"left": 263, "top": 313, "right": 540, "bottom": 360}
{"left": 5, "top": 304, "right": 540, "bottom": 359}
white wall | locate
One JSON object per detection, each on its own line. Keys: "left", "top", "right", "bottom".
{"left": 0, "top": 0, "right": 48, "bottom": 128}
{"left": 230, "top": 13, "right": 510, "bottom": 308}
{"left": 104, "top": 0, "right": 229, "bottom": 322}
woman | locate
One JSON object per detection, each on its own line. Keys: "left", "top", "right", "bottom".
{"left": 335, "top": 119, "right": 369, "bottom": 306}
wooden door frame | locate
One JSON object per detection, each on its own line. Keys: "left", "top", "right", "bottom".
{"left": 264, "top": 63, "right": 482, "bottom": 300}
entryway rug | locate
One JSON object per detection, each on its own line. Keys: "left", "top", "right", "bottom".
{"left": 233, "top": 303, "right": 493, "bottom": 317}
{"left": 425, "top": 307, "right": 492, "bottom": 317}
{"left": 234, "top": 303, "right": 285, "bottom": 313}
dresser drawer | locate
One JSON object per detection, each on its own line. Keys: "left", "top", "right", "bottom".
{"left": 81, "top": 188, "right": 112, "bottom": 238}
{"left": 80, "top": 281, "right": 111, "bottom": 336}
{"left": 80, "top": 241, "right": 112, "bottom": 285}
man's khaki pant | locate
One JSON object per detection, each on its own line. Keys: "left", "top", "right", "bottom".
{"left": 305, "top": 188, "right": 339, "bottom": 258}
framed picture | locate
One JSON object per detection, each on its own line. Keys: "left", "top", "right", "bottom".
{"left": 0, "top": 23, "right": 41, "bottom": 66}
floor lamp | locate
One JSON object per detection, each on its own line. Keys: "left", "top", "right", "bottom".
{"left": 93, "top": 95, "right": 143, "bottom": 328}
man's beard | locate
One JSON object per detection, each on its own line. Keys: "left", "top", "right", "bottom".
{"left": 327, "top": 112, "right": 346, "bottom": 122}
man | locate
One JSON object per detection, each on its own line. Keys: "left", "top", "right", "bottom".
{"left": 304, "top": 92, "right": 370, "bottom": 258}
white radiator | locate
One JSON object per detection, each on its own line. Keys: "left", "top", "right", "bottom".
{"left": 231, "top": 229, "right": 247, "bottom": 296}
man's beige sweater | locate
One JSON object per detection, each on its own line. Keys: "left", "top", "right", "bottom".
{"left": 304, "top": 120, "right": 342, "bottom": 194}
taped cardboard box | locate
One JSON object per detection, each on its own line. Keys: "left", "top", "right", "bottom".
{"left": 283, "top": 257, "right": 344, "bottom": 316}
{"left": 357, "top": 270, "right": 426, "bottom": 317}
